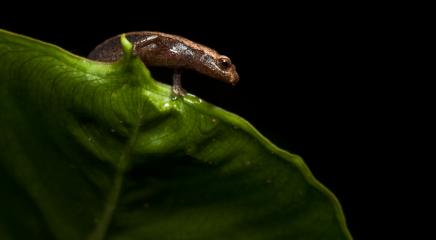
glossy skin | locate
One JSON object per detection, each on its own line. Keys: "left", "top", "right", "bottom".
{"left": 88, "top": 31, "right": 239, "bottom": 86}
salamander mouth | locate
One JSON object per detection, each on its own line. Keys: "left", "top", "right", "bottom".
{"left": 230, "top": 72, "right": 240, "bottom": 85}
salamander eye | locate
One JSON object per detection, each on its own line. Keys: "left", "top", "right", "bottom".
{"left": 218, "top": 56, "right": 232, "bottom": 70}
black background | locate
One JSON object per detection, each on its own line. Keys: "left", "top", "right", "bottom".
{"left": 1, "top": 3, "right": 407, "bottom": 239}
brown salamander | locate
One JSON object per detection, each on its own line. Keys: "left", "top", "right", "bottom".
{"left": 88, "top": 31, "right": 239, "bottom": 95}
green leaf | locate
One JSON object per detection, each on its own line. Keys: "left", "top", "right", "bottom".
{"left": 0, "top": 29, "right": 352, "bottom": 240}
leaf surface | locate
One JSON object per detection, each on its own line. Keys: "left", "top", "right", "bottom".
{"left": 0, "top": 29, "right": 352, "bottom": 240}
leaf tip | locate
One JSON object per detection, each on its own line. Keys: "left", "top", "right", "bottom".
{"left": 120, "top": 34, "right": 133, "bottom": 58}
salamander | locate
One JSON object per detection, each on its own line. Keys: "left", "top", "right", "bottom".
{"left": 88, "top": 31, "right": 239, "bottom": 95}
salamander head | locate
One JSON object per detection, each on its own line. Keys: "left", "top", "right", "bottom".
{"left": 215, "top": 55, "right": 239, "bottom": 85}
{"left": 198, "top": 53, "right": 239, "bottom": 85}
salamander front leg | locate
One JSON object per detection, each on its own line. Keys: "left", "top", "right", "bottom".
{"left": 172, "top": 69, "right": 186, "bottom": 96}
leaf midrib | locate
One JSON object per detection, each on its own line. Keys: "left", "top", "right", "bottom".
{"left": 88, "top": 171, "right": 123, "bottom": 240}
{"left": 87, "top": 97, "right": 145, "bottom": 240}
